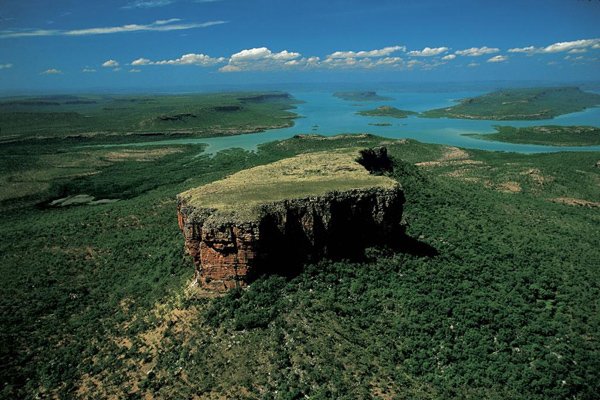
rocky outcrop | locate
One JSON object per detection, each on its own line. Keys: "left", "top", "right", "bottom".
{"left": 177, "top": 148, "right": 404, "bottom": 292}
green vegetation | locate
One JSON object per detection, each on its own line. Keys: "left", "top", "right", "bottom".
{"left": 1, "top": 132, "right": 599, "bottom": 399}
{"left": 369, "top": 122, "right": 393, "bottom": 126}
{"left": 333, "top": 91, "right": 393, "bottom": 101}
{"left": 465, "top": 125, "right": 600, "bottom": 146}
{"left": 422, "top": 87, "right": 600, "bottom": 120}
{"left": 0, "top": 92, "right": 298, "bottom": 142}
{"left": 358, "top": 105, "right": 417, "bottom": 119}
{"left": 180, "top": 149, "right": 397, "bottom": 215}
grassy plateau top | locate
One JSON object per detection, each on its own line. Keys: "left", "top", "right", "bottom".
{"left": 179, "top": 148, "right": 399, "bottom": 215}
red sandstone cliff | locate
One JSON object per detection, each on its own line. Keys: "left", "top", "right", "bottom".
{"left": 178, "top": 187, "right": 404, "bottom": 292}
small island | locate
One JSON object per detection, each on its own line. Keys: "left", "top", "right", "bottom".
{"left": 368, "top": 122, "right": 393, "bottom": 126}
{"left": 333, "top": 91, "right": 393, "bottom": 101}
{"left": 464, "top": 125, "right": 600, "bottom": 146}
{"left": 421, "top": 87, "right": 600, "bottom": 120}
{"left": 358, "top": 105, "right": 417, "bottom": 119}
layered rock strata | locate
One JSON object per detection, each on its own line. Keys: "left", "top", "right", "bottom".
{"left": 177, "top": 148, "right": 404, "bottom": 292}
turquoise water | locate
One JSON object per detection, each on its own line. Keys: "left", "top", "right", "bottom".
{"left": 120, "top": 91, "right": 600, "bottom": 154}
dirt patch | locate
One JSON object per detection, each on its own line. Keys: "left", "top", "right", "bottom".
{"left": 442, "top": 147, "right": 470, "bottom": 161}
{"left": 521, "top": 168, "right": 552, "bottom": 185}
{"left": 104, "top": 148, "right": 183, "bottom": 162}
{"left": 416, "top": 146, "right": 483, "bottom": 167}
{"left": 497, "top": 181, "right": 522, "bottom": 193}
{"left": 551, "top": 197, "right": 600, "bottom": 208}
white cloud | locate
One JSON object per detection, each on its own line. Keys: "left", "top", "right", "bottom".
{"left": 131, "top": 58, "right": 151, "bottom": 66}
{"left": 441, "top": 54, "right": 456, "bottom": 61}
{"left": 41, "top": 68, "right": 62, "bottom": 74}
{"left": 312, "top": 45, "right": 407, "bottom": 71}
{"left": 129, "top": 68, "right": 142, "bottom": 73}
{"left": 230, "top": 47, "right": 300, "bottom": 62}
{"left": 508, "top": 39, "right": 600, "bottom": 54}
{"left": 543, "top": 39, "right": 598, "bottom": 53}
{"left": 487, "top": 55, "right": 508, "bottom": 63}
{"left": 131, "top": 53, "right": 225, "bottom": 66}
{"left": 326, "top": 46, "right": 405, "bottom": 59}
{"left": 82, "top": 67, "right": 96, "bottom": 72}
{"left": 154, "top": 18, "right": 182, "bottom": 25}
{"left": 507, "top": 46, "right": 536, "bottom": 54}
{"left": 374, "top": 57, "right": 404, "bottom": 67}
{"left": 122, "top": 0, "right": 175, "bottom": 9}
{"left": 455, "top": 46, "right": 499, "bottom": 57}
{"left": 219, "top": 64, "right": 242, "bottom": 72}
{"left": 102, "top": 59, "right": 119, "bottom": 68}
{"left": 0, "top": 19, "right": 227, "bottom": 38}
{"left": 0, "top": 63, "right": 13, "bottom": 69}
{"left": 568, "top": 48, "right": 587, "bottom": 54}
{"left": 467, "top": 62, "right": 479, "bottom": 67}
{"left": 407, "top": 47, "right": 448, "bottom": 57}
{"left": 220, "top": 47, "right": 304, "bottom": 72}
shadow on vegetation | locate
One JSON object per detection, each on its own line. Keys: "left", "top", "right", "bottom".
{"left": 248, "top": 228, "right": 439, "bottom": 283}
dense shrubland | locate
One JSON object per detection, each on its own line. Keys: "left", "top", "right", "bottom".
{"left": 0, "top": 134, "right": 598, "bottom": 399}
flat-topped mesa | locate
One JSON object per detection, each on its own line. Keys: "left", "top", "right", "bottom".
{"left": 177, "top": 147, "right": 405, "bottom": 292}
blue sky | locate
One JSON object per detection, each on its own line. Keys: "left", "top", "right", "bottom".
{"left": 1, "top": 0, "right": 599, "bottom": 92}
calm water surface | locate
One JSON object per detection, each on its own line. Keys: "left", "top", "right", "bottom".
{"left": 120, "top": 91, "right": 600, "bottom": 154}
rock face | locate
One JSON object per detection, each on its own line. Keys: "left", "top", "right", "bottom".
{"left": 177, "top": 148, "right": 404, "bottom": 292}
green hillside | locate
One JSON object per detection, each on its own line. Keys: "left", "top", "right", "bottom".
{"left": 422, "top": 87, "right": 600, "bottom": 120}
{"left": 1, "top": 133, "right": 599, "bottom": 399}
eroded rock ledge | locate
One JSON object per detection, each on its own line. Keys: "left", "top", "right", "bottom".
{"left": 177, "top": 148, "right": 404, "bottom": 292}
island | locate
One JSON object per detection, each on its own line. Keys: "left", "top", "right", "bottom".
{"left": 333, "top": 91, "right": 393, "bottom": 101}
{"left": 177, "top": 147, "right": 404, "bottom": 292}
{"left": 358, "top": 105, "right": 417, "bottom": 119}
{"left": 464, "top": 125, "right": 600, "bottom": 146}
{"left": 421, "top": 87, "right": 600, "bottom": 120}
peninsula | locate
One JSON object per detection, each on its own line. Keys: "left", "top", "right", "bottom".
{"left": 421, "top": 87, "right": 600, "bottom": 120}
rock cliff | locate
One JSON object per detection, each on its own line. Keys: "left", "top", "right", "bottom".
{"left": 177, "top": 147, "right": 404, "bottom": 292}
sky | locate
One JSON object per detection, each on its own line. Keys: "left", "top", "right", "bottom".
{"left": 0, "top": 0, "right": 599, "bottom": 93}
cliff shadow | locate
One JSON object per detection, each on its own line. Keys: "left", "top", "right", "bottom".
{"left": 246, "top": 221, "right": 439, "bottom": 283}
{"left": 387, "top": 232, "right": 439, "bottom": 258}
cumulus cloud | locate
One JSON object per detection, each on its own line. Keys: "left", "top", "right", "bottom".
{"left": 508, "top": 39, "right": 600, "bottom": 54}
{"left": 507, "top": 46, "right": 536, "bottom": 54}
{"left": 102, "top": 59, "right": 119, "bottom": 68}
{"left": 129, "top": 68, "right": 142, "bottom": 73}
{"left": 0, "top": 63, "right": 13, "bottom": 69}
{"left": 441, "top": 54, "right": 456, "bottom": 61}
{"left": 407, "top": 47, "right": 448, "bottom": 57}
{"left": 41, "top": 68, "right": 62, "bottom": 74}
{"left": 467, "top": 62, "right": 479, "bottom": 67}
{"left": 220, "top": 47, "right": 304, "bottom": 72}
{"left": 487, "top": 55, "right": 508, "bottom": 63}
{"left": 82, "top": 67, "right": 96, "bottom": 72}
{"left": 0, "top": 19, "right": 227, "bottom": 38}
{"left": 131, "top": 53, "right": 225, "bottom": 66}
{"left": 230, "top": 47, "right": 300, "bottom": 62}
{"left": 455, "top": 46, "right": 499, "bottom": 57}
{"left": 326, "top": 46, "right": 405, "bottom": 59}
{"left": 309, "top": 45, "right": 408, "bottom": 71}
{"left": 321, "top": 56, "right": 402, "bottom": 70}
